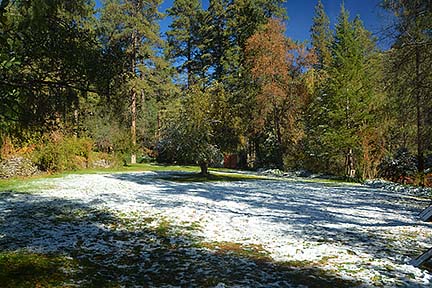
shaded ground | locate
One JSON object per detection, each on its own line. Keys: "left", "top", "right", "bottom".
{"left": 1, "top": 171, "right": 432, "bottom": 287}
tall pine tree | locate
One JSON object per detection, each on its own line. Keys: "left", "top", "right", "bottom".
{"left": 317, "top": 5, "right": 384, "bottom": 177}
{"left": 310, "top": 0, "right": 332, "bottom": 69}
{"left": 382, "top": 0, "right": 432, "bottom": 183}
{"left": 166, "top": 0, "right": 203, "bottom": 88}
{"left": 304, "top": 0, "right": 333, "bottom": 172}
{"left": 99, "top": 0, "right": 168, "bottom": 163}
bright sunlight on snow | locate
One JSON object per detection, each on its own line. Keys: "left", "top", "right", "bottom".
{"left": 1, "top": 171, "right": 432, "bottom": 287}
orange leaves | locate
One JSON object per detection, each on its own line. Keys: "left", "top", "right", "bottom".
{"left": 245, "top": 18, "right": 292, "bottom": 130}
{"left": 244, "top": 17, "right": 318, "bottom": 157}
{"left": 245, "top": 18, "right": 315, "bottom": 137}
{"left": 246, "top": 19, "right": 290, "bottom": 83}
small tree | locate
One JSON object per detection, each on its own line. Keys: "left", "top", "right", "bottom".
{"left": 158, "top": 85, "right": 221, "bottom": 175}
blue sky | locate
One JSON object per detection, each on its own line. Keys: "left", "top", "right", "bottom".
{"left": 95, "top": 0, "right": 393, "bottom": 49}
{"left": 285, "top": 0, "right": 393, "bottom": 47}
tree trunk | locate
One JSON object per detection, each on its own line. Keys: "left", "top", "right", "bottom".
{"left": 415, "top": 47, "right": 424, "bottom": 186}
{"left": 274, "top": 107, "right": 284, "bottom": 169}
{"left": 131, "top": 87, "right": 137, "bottom": 164}
{"left": 345, "top": 148, "right": 355, "bottom": 178}
{"left": 199, "top": 162, "right": 209, "bottom": 176}
{"left": 130, "top": 30, "right": 137, "bottom": 164}
{"left": 187, "top": 37, "right": 192, "bottom": 89}
{"left": 156, "top": 110, "right": 161, "bottom": 142}
{"left": 73, "top": 108, "right": 79, "bottom": 137}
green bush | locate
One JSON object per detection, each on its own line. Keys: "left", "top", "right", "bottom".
{"left": 378, "top": 148, "right": 417, "bottom": 182}
{"left": 33, "top": 132, "right": 93, "bottom": 172}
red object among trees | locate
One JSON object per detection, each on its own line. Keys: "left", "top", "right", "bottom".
{"left": 224, "top": 154, "right": 238, "bottom": 169}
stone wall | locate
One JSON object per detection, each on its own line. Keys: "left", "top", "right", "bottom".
{"left": 0, "top": 157, "right": 40, "bottom": 178}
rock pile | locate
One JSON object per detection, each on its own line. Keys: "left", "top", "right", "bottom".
{"left": 365, "top": 178, "right": 432, "bottom": 198}
{"left": 0, "top": 157, "right": 40, "bottom": 178}
{"left": 90, "top": 159, "right": 112, "bottom": 169}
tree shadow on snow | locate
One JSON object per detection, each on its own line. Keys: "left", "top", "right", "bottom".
{"left": 0, "top": 191, "right": 367, "bottom": 288}
{"left": 107, "top": 172, "right": 430, "bottom": 231}
{"left": 106, "top": 172, "right": 432, "bottom": 279}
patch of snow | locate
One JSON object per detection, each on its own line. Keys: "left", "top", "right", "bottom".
{"left": 1, "top": 171, "right": 432, "bottom": 286}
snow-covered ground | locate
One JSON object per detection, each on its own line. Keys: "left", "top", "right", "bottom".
{"left": 1, "top": 171, "right": 432, "bottom": 287}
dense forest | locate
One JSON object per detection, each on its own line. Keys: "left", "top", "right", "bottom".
{"left": 0, "top": 0, "right": 431, "bottom": 183}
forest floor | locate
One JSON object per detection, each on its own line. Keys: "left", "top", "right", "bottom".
{"left": 1, "top": 169, "right": 432, "bottom": 287}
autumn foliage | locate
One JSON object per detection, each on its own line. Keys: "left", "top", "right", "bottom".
{"left": 245, "top": 19, "right": 315, "bottom": 167}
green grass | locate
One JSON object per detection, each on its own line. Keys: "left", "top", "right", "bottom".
{"left": 62, "top": 163, "right": 202, "bottom": 174}
{"left": 274, "top": 175, "right": 363, "bottom": 186}
{"left": 195, "top": 240, "right": 362, "bottom": 288}
{"left": 0, "top": 163, "right": 271, "bottom": 191}
{"left": 155, "top": 218, "right": 172, "bottom": 237}
{"left": 1, "top": 161, "right": 365, "bottom": 190}
{"left": 0, "top": 251, "right": 75, "bottom": 288}
{"left": 0, "top": 163, "right": 201, "bottom": 192}
{"left": 0, "top": 178, "right": 26, "bottom": 192}
{"left": 0, "top": 177, "right": 54, "bottom": 193}
{"left": 199, "top": 241, "right": 272, "bottom": 262}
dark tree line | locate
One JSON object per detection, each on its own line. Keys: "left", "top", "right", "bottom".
{"left": 0, "top": 0, "right": 431, "bottom": 181}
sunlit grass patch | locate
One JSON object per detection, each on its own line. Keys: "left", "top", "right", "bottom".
{"left": 60, "top": 163, "right": 204, "bottom": 175}
{"left": 155, "top": 218, "right": 172, "bottom": 237}
{"left": 0, "top": 251, "right": 75, "bottom": 288}
{"left": 277, "top": 176, "right": 363, "bottom": 186}
{"left": 0, "top": 177, "right": 56, "bottom": 193}
{"left": 1, "top": 163, "right": 279, "bottom": 191}
{"left": 182, "top": 220, "right": 202, "bottom": 232}
{"left": 200, "top": 241, "right": 272, "bottom": 262}
{"left": 0, "top": 178, "right": 26, "bottom": 193}
{"left": 0, "top": 163, "right": 245, "bottom": 187}
{"left": 51, "top": 163, "right": 266, "bottom": 182}
{"left": 317, "top": 255, "right": 339, "bottom": 265}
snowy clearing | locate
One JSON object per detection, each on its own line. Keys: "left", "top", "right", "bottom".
{"left": 1, "top": 171, "right": 432, "bottom": 287}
